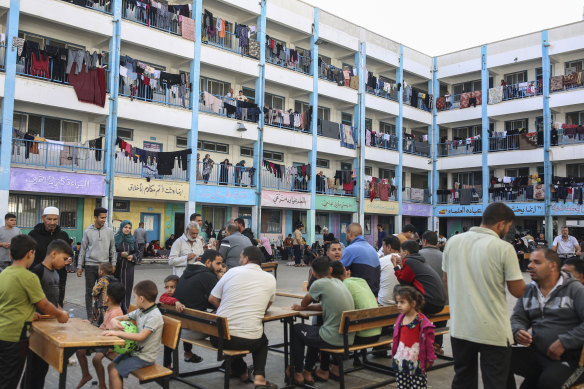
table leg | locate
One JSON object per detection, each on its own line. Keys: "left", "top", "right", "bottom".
{"left": 59, "top": 361, "right": 68, "bottom": 389}
{"left": 283, "top": 318, "right": 289, "bottom": 382}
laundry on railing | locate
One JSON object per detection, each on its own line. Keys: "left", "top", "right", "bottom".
{"left": 115, "top": 137, "right": 192, "bottom": 176}
{"left": 340, "top": 124, "right": 356, "bottom": 149}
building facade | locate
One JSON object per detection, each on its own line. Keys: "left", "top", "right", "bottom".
{"left": 0, "top": 0, "right": 582, "bottom": 246}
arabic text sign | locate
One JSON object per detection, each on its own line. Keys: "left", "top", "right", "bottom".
{"left": 261, "top": 190, "right": 310, "bottom": 209}
{"left": 196, "top": 185, "right": 255, "bottom": 206}
{"left": 114, "top": 177, "right": 188, "bottom": 201}
{"left": 364, "top": 200, "right": 399, "bottom": 215}
{"left": 435, "top": 203, "right": 547, "bottom": 217}
{"left": 10, "top": 168, "right": 105, "bottom": 196}
{"left": 315, "top": 195, "right": 357, "bottom": 213}
{"left": 402, "top": 203, "right": 432, "bottom": 217}
{"left": 550, "top": 203, "right": 584, "bottom": 216}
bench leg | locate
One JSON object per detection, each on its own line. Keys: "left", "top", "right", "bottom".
{"left": 337, "top": 355, "right": 346, "bottom": 389}
{"left": 224, "top": 357, "right": 231, "bottom": 389}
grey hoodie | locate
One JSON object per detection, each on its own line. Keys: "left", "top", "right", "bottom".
{"left": 78, "top": 224, "right": 116, "bottom": 268}
{"left": 511, "top": 272, "right": 584, "bottom": 357}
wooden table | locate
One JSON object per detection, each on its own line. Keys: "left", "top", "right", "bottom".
{"left": 25, "top": 318, "right": 125, "bottom": 389}
{"left": 275, "top": 290, "right": 306, "bottom": 299}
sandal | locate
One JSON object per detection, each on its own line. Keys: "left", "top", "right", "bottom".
{"left": 184, "top": 354, "right": 203, "bottom": 363}
{"left": 254, "top": 381, "right": 278, "bottom": 389}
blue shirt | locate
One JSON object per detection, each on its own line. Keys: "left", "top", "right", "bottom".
{"left": 377, "top": 230, "right": 387, "bottom": 249}
{"left": 341, "top": 235, "right": 381, "bottom": 296}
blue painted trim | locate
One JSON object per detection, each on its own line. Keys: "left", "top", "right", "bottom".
{"left": 396, "top": 45, "right": 404, "bottom": 219}
{"left": 542, "top": 30, "right": 553, "bottom": 243}
{"left": 431, "top": 57, "right": 439, "bottom": 229}
{"left": 187, "top": 0, "right": 203, "bottom": 216}
{"left": 357, "top": 42, "right": 366, "bottom": 220}
{"left": 0, "top": 0, "right": 20, "bottom": 195}
{"left": 254, "top": 0, "right": 267, "bottom": 237}
{"left": 104, "top": 0, "right": 122, "bottom": 222}
{"left": 307, "top": 7, "right": 319, "bottom": 245}
{"left": 481, "top": 45, "right": 489, "bottom": 207}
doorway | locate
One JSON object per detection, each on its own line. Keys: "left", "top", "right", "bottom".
{"left": 340, "top": 214, "right": 352, "bottom": 246}
{"left": 174, "top": 212, "right": 185, "bottom": 238}
{"left": 141, "top": 213, "right": 161, "bottom": 243}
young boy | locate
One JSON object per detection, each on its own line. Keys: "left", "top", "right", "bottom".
{"left": 92, "top": 263, "right": 119, "bottom": 324}
{"left": 77, "top": 282, "right": 125, "bottom": 389}
{"left": 0, "top": 235, "right": 68, "bottom": 389}
{"left": 159, "top": 275, "right": 188, "bottom": 368}
{"left": 103, "top": 280, "right": 164, "bottom": 389}
{"left": 26, "top": 239, "right": 74, "bottom": 388}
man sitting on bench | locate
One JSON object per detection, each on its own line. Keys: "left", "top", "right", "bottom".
{"left": 509, "top": 248, "right": 584, "bottom": 388}
{"left": 290, "top": 257, "right": 355, "bottom": 384}
{"left": 208, "top": 246, "right": 277, "bottom": 389}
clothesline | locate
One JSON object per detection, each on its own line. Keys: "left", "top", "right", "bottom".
{"left": 115, "top": 137, "right": 192, "bottom": 176}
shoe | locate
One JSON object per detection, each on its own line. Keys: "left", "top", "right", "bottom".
{"left": 433, "top": 342, "right": 444, "bottom": 355}
{"left": 184, "top": 354, "right": 203, "bottom": 363}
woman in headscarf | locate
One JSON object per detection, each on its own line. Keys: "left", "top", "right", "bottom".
{"left": 259, "top": 237, "right": 273, "bottom": 262}
{"left": 114, "top": 220, "right": 136, "bottom": 312}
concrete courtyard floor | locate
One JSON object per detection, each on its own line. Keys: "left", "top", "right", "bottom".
{"left": 42, "top": 259, "right": 528, "bottom": 388}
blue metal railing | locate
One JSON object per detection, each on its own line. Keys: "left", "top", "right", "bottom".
{"left": 115, "top": 154, "right": 187, "bottom": 181}
{"left": 262, "top": 167, "right": 309, "bottom": 192}
{"left": 489, "top": 134, "right": 519, "bottom": 152}
{"left": 437, "top": 93, "right": 461, "bottom": 111}
{"left": 403, "top": 187, "right": 431, "bottom": 204}
{"left": 265, "top": 113, "right": 310, "bottom": 134}
{"left": 437, "top": 188, "right": 482, "bottom": 204}
{"left": 121, "top": 0, "right": 181, "bottom": 35}
{"left": 198, "top": 163, "right": 255, "bottom": 187}
{"left": 501, "top": 80, "right": 542, "bottom": 101}
{"left": 550, "top": 78, "right": 584, "bottom": 93}
{"left": 11, "top": 138, "right": 104, "bottom": 173}
{"left": 119, "top": 80, "right": 191, "bottom": 109}
{"left": 403, "top": 93, "right": 432, "bottom": 112}
{"left": 204, "top": 29, "right": 250, "bottom": 57}
{"left": 265, "top": 50, "right": 311, "bottom": 75}
{"left": 366, "top": 134, "right": 398, "bottom": 151}
{"left": 556, "top": 128, "right": 584, "bottom": 145}
{"left": 199, "top": 92, "right": 260, "bottom": 122}
{"left": 366, "top": 87, "right": 399, "bottom": 103}
{"left": 438, "top": 139, "right": 482, "bottom": 157}
{"left": 403, "top": 139, "right": 431, "bottom": 156}
{"left": 61, "top": 0, "right": 112, "bottom": 14}
{"left": 364, "top": 188, "right": 396, "bottom": 201}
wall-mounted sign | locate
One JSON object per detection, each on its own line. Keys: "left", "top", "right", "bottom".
{"left": 114, "top": 177, "right": 188, "bottom": 201}
{"left": 196, "top": 185, "right": 256, "bottom": 206}
{"left": 402, "top": 203, "right": 432, "bottom": 217}
{"left": 10, "top": 168, "right": 105, "bottom": 196}
{"left": 316, "top": 195, "right": 357, "bottom": 213}
{"left": 364, "top": 200, "right": 399, "bottom": 215}
{"left": 261, "top": 190, "right": 310, "bottom": 209}
{"left": 434, "top": 203, "right": 550, "bottom": 217}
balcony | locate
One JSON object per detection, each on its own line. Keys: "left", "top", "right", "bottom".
{"left": 556, "top": 127, "right": 584, "bottom": 146}
{"left": 199, "top": 92, "right": 260, "bottom": 123}
{"left": 403, "top": 187, "right": 431, "bottom": 203}
{"left": 265, "top": 109, "right": 310, "bottom": 134}
{"left": 122, "top": 0, "right": 181, "bottom": 35}
{"left": 366, "top": 86, "right": 399, "bottom": 103}
{"left": 262, "top": 167, "right": 308, "bottom": 193}
{"left": 437, "top": 91, "right": 481, "bottom": 111}
{"left": 11, "top": 138, "right": 104, "bottom": 173}
{"left": 205, "top": 29, "right": 250, "bottom": 57}
{"left": 366, "top": 132, "right": 398, "bottom": 151}
{"left": 318, "top": 64, "right": 349, "bottom": 86}
{"left": 498, "top": 80, "right": 542, "bottom": 103}
{"left": 60, "top": 0, "right": 111, "bottom": 14}
{"left": 198, "top": 162, "right": 255, "bottom": 187}
{"left": 0, "top": 45, "right": 6, "bottom": 70}
{"left": 489, "top": 134, "right": 519, "bottom": 152}
{"left": 403, "top": 91, "right": 433, "bottom": 112}
{"left": 550, "top": 73, "right": 584, "bottom": 94}
{"left": 115, "top": 155, "right": 187, "bottom": 181}
{"left": 403, "top": 139, "right": 430, "bottom": 157}
{"left": 437, "top": 188, "right": 482, "bottom": 205}
{"left": 119, "top": 80, "right": 191, "bottom": 109}
{"left": 438, "top": 139, "right": 482, "bottom": 157}
{"left": 265, "top": 49, "right": 311, "bottom": 75}
{"left": 364, "top": 188, "right": 397, "bottom": 202}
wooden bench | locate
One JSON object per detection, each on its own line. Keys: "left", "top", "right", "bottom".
{"left": 426, "top": 306, "right": 454, "bottom": 370}
{"left": 568, "top": 346, "right": 584, "bottom": 389}
{"left": 159, "top": 304, "right": 250, "bottom": 389}
{"left": 261, "top": 261, "right": 278, "bottom": 279}
{"left": 319, "top": 305, "right": 400, "bottom": 389}
{"left": 107, "top": 304, "right": 181, "bottom": 389}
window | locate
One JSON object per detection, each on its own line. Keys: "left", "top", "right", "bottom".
{"left": 113, "top": 200, "right": 130, "bottom": 212}
{"left": 261, "top": 209, "right": 281, "bottom": 233}
{"left": 364, "top": 215, "right": 372, "bottom": 235}
{"left": 341, "top": 113, "right": 352, "bottom": 126}
{"left": 452, "top": 172, "right": 481, "bottom": 187}
{"left": 14, "top": 112, "right": 81, "bottom": 142}
{"left": 316, "top": 213, "right": 328, "bottom": 233}
{"left": 176, "top": 136, "right": 188, "bottom": 148}
{"left": 505, "top": 167, "right": 529, "bottom": 177}
{"left": 452, "top": 125, "right": 481, "bottom": 139}
{"left": 197, "top": 140, "right": 229, "bottom": 154}
{"left": 18, "top": 31, "right": 84, "bottom": 52}
{"left": 379, "top": 168, "right": 393, "bottom": 180}
{"left": 318, "top": 54, "right": 331, "bottom": 65}
{"left": 294, "top": 101, "right": 330, "bottom": 121}
{"left": 379, "top": 122, "right": 396, "bottom": 135}
{"left": 202, "top": 206, "right": 226, "bottom": 231}
{"left": 240, "top": 146, "right": 254, "bottom": 157}
{"left": 99, "top": 124, "right": 133, "bottom": 140}
{"left": 200, "top": 76, "right": 231, "bottom": 96}
{"left": 8, "top": 195, "right": 77, "bottom": 228}
{"left": 341, "top": 162, "right": 352, "bottom": 171}
{"left": 504, "top": 71, "right": 528, "bottom": 85}
{"left": 316, "top": 158, "right": 329, "bottom": 168}
{"left": 364, "top": 166, "right": 372, "bottom": 176}
{"left": 341, "top": 62, "right": 354, "bottom": 71}
{"left": 263, "top": 150, "right": 283, "bottom": 162}
{"left": 567, "top": 164, "right": 584, "bottom": 177}
{"left": 566, "top": 111, "right": 584, "bottom": 125}
{"left": 242, "top": 87, "right": 256, "bottom": 103}
{"left": 265, "top": 93, "right": 285, "bottom": 110}
{"left": 535, "top": 115, "right": 554, "bottom": 132}
{"left": 379, "top": 75, "right": 395, "bottom": 84}
{"left": 504, "top": 119, "right": 528, "bottom": 131}
{"left": 453, "top": 80, "right": 481, "bottom": 95}
{"left": 365, "top": 118, "right": 372, "bottom": 131}
{"left": 565, "top": 60, "right": 583, "bottom": 75}
{"left": 292, "top": 211, "right": 307, "bottom": 231}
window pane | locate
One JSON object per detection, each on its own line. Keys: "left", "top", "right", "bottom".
{"left": 212, "top": 208, "right": 226, "bottom": 231}
{"left": 28, "top": 115, "right": 42, "bottom": 136}
{"left": 13, "top": 113, "right": 27, "bottom": 133}
{"left": 59, "top": 198, "right": 77, "bottom": 228}
{"left": 261, "top": 209, "right": 281, "bottom": 233}
{"left": 44, "top": 118, "right": 61, "bottom": 141}
{"left": 62, "top": 121, "right": 80, "bottom": 142}
{"left": 216, "top": 144, "right": 228, "bottom": 153}
{"left": 11, "top": 195, "right": 38, "bottom": 228}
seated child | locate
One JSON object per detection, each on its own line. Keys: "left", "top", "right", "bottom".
{"left": 92, "top": 263, "right": 119, "bottom": 324}
{"left": 76, "top": 282, "right": 125, "bottom": 389}
{"left": 103, "top": 280, "right": 164, "bottom": 389}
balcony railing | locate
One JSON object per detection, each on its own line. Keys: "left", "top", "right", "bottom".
{"left": 437, "top": 188, "right": 482, "bottom": 204}
{"left": 501, "top": 80, "right": 542, "bottom": 102}
{"left": 366, "top": 133, "right": 398, "bottom": 151}
{"left": 403, "top": 139, "right": 431, "bottom": 156}
{"left": 115, "top": 155, "right": 187, "bottom": 181}
{"left": 205, "top": 30, "right": 250, "bottom": 56}
{"left": 265, "top": 51, "right": 311, "bottom": 75}
{"left": 318, "top": 64, "right": 347, "bottom": 85}
{"left": 11, "top": 138, "right": 104, "bottom": 173}
{"left": 265, "top": 111, "right": 310, "bottom": 134}
{"left": 262, "top": 167, "right": 309, "bottom": 192}
{"left": 403, "top": 187, "right": 431, "bottom": 203}
{"left": 198, "top": 163, "right": 255, "bottom": 187}
{"left": 437, "top": 93, "right": 461, "bottom": 111}
{"left": 489, "top": 134, "right": 519, "bottom": 152}
{"left": 61, "top": 0, "right": 112, "bottom": 14}
{"left": 199, "top": 92, "right": 260, "bottom": 122}
{"left": 403, "top": 94, "right": 432, "bottom": 112}
{"left": 122, "top": 0, "right": 180, "bottom": 35}
{"left": 366, "top": 87, "right": 399, "bottom": 103}
{"left": 120, "top": 81, "right": 191, "bottom": 109}
{"left": 556, "top": 128, "right": 584, "bottom": 146}
{"left": 438, "top": 139, "right": 482, "bottom": 157}
{"left": 364, "top": 188, "right": 397, "bottom": 201}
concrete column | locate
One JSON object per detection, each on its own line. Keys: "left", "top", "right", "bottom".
{"left": 481, "top": 45, "right": 489, "bottom": 208}
{"left": 396, "top": 45, "right": 404, "bottom": 233}
{"left": 431, "top": 57, "right": 439, "bottom": 228}
{"left": 542, "top": 30, "right": 554, "bottom": 244}
{"left": 306, "top": 7, "right": 319, "bottom": 245}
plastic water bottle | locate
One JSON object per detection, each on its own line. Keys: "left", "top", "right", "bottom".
{"left": 69, "top": 309, "right": 75, "bottom": 318}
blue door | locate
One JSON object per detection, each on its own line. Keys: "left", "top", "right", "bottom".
{"left": 141, "top": 213, "right": 161, "bottom": 243}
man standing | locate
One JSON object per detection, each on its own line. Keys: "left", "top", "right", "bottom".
{"left": 443, "top": 202, "right": 526, "bottom": 389}
{"left": 509, "top": 248, "right": 584, "bottom": 388}
{"left": 190, "top": 213, "right": 208, "bottom": 243}
{"left": 235, "top": 217, "right": 258, "bottom": 246}
{"left": 77, "top": 207, "right": 116, "bottom": 320}
{"left": 209, "top": 246, "right": 277, "bottom": 388}
{"left": 0, "top": 213, "right": 21, "bottom": 270}
{"left": 283, "top": 234, "right": 294, "bottom": 261}
{"left": 293, "top": 223, "right": 304, "bottom": 267}
{"left": 341, "top": 223, "right": 381, "bottom": 296}
{"left": 552, "top": 226, "right": 581, "bottom": 262}
{"left": 169, "top": 222, "right": 204, "bottom": 277}
{"left": 133, "top": 222, "right": 147, "bottom": 265}
{"left": 29, "top": 207, "right": 70, "bottom": 307}
{"left": 378, "top": 235, "right": 401, "bottom": 306}
{"left": 219, "top": 223, "right": 252, "bottom": 269}
{"left": 396, "top": 223, "right": 416, "bottom": 244}
{"left": 376, "top": 224, "right": 386, "bottom": 250}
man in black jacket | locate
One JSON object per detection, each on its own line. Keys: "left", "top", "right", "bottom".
{"left": 235, "top": 217, "right": 258, "bottom": 246}
{"left": 29, "top": 207, "right": 70, "bottom": 307}
{"left": 173, "top": 249, "right": 223, "bottom": 362}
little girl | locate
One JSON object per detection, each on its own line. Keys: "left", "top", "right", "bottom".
{"left": 392, "top": 286, "right": 437, "bottom": 389}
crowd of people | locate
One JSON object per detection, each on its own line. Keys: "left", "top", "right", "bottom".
{"left": 0, "top": 202, "right": 583, "bottom": 388}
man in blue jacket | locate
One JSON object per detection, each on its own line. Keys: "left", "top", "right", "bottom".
{"left": 340, "top": 223, "right": 381, "bottom": 296}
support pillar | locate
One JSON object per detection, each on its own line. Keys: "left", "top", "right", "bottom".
{"left": 355, "top": 42, "right": 366, "bottom": 227}
{"left": 481, "top": 45, "right": 489, "bottom": 207}
{"left": 396, "top": 45, "right": 404, "bottom": 233}
{"left": 306, "top": 8, "right": 319, "bottom": 245}
{"left": 431, "top": 57, "right": 439, "bottom": 229}
{"left": 542, "top": 30, "right": 553, "bottom": 243}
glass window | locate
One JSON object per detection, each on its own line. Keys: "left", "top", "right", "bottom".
{"left": 265, "top": 93, "right": 285, "bottom": 110}
{"left": 567, "top": 164, "right": 584, "bottom": 177}
{"left": 263, "top": 150, "right": 283, "bottom": 162}
{"left": 565, "top": 60, "right": 583, "bottom": 75}
{"left": 215, "top": 143, "right": 229, "bottom": 153}
{"left": 28, "top": 115, "right": 42, "bottom": 136}
{"left": 13, "top": 113, "right": 27, "bottom": 133}
{"left": 365, "top": 118, "right": 372, "bottom": 131}
{"left": 202, "top": 206, "right": 226, "bottom": 231}
{"left": 316, "top": 158, "right": 329, "bottom": 168}
{"left": 176, "top": 137, "right": 188, "bottom": 148}
{"left": 62, "top": 121, "right": 80, "bottom": 142}
{"left": 504, "top": 71, "right": 528, "bottom": 85}
{"left": 364, "top": 215, "right": 372, "bottom": 235}
{"left": 505, "top": 167, "right": 529, "bottom": 177}
{"left": 8, "top": 195, "right": 38, "bottom": 228}
{"left": 341, "top": 162, "right": 352, "bottom": 171}
{"left": 341, "top": 113, "right": 352, "bottom": 126}
{"left": 453, "top": 80, "right": 481, "bottom": 94}
{"left": 242, "top": 87, "right": 255, "bottom": 103}
{"left": 379, "top": 122, "right": 396, "bottom": 135}
{"left": 453, "top": 171, "right": 481, "bottom": 187}
{"left": 316, "top": 213, "right": 328, "bottom": 233}
{"left": 293, "top": 101, "right": 330, "bottom": 121}
{"left": 504, "top": 119, "right": 528, "bottom": 131}
{"left": 240, "top": 146, "right": 254, "bottom": 157}
{"left": 379, "top": 168, "right": 393, "bottom": 180}
{"left": 58, "top": 198, "right": 77, "bottom": 228}
{"left": 99, "top": 125, "right": 134, "bottom": 141}
{"left": 364, "top": 166, "right": 372, "bottom": 176}
{"left": 566, "top": 111, "right": 584, "bottom": 125}
{"left": 292, "top": 211, "right": 307, "bottom": 232}
{"left": 452, "top": 125, "right": 480, "bottom": 139}
{"left": 261, "top": 209, "right": 281, "bottom": 233}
